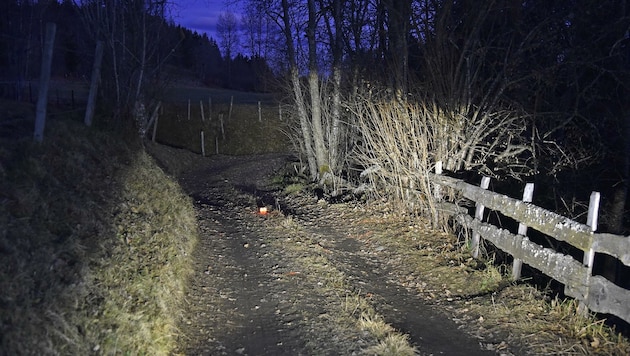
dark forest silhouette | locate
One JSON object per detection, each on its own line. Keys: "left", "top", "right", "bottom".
{"left": 0, "top": 0, "right": 272, "bottom": 93}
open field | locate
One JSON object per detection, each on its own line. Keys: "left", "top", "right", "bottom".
{"left": 154, "top": 88, "right": 290, "bottom": 156}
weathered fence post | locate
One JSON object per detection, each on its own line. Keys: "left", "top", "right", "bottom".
{"left": 200, "top": 100, "right": 205, "bottom": 122}
{"left": 583, "top": 192, "right": 601, "bottom": 271}
{"left": 84, "top": 40, "right": 103, "bottom": 127}
{"left": 228, "top": 95, "right": 233, "bottom": 120}
{"left": 433, "top": 161, "right": 443, "bottom": 201}
{"left": 187, "top": 99, "right": 191, "bottom": 120}
{"left": 200, "top": 130, "right": 205, "bottom": 157}
{"left": 579, "top": 191, "right": 600, "bottom": 313}
{"left": 258, "top": 101, "right": 262, "bottom": 122}
{"left": 219, "top": 113, "right": 225, "bottom": 139}
{"left": 471, "top": 176, "right": 491, "bottom": 258}
{"left": 512, "top": 182, "right": 535, "bottom": 280}
{"left": 279, "top": 103, "right": 282, "bottom": 121}
{"left": 139, "top": 101, "right": 161, "bottom": 139}
{"left": 33, "top": 22, "right": 56, "bottom": 142}
{"left": 151, "top": 113, "right": 159, "bottom": 142}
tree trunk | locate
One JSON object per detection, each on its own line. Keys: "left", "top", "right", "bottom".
{"left": 282, "top": 0, "right": 317, "bottom": 180}
{"left": 384, "top": 0, "right": 410, "bottom": 100}
{"left": 329, "top": 0, "right": 343, "bottom": 173}
{"left": 307, "top": 0, "right": 328, "bottom": 178}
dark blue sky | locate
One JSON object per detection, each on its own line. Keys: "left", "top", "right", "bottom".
{"left": 172, "top": 0, "right": 234, "bottom": 40}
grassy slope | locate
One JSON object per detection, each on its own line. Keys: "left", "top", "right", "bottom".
{"left": 155, "top": 95, "right": 290, "bottom": 156}
{"left": 0, "top": 112, "right": 197, "bottom": 355}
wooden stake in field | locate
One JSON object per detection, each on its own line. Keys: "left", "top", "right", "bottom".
{"left": 84, "top": 40, "right": 104, "bottom": 127}
{"left": 228, "top": 95, "right": 233, "bottom": 120}
{"left": 152, "top": 115, "right": 159, "bottom": 142}
{"left": 200, "top": 100, "right": 205, "bottom": 122}
{"left": 33, "top": 22, "right": 56, "bottom": 142}
{"left": 219, "top": 113, "right": 225, "bottom": 139}
{"left": 258, "top": 101, "right": 262, "bottom": 122}
{"left": 187, "top": 99, "right": 191, "bottom": 120}
{"left": 201, "top": 130, "right": 205, "bottom": 157}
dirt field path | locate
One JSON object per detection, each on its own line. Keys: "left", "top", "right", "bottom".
{"left": 173, "top": 153, "right": 496, "bottom": 355}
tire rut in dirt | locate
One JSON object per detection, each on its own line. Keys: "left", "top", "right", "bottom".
{"left": 177, "top": 187, "right": 309, "bottom": 355}
{"left": 290, "top": 211, "right": 494, "bottom": 356}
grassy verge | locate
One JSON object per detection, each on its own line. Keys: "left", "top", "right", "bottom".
{"left": 0, "top": 112, "right": 198, "bottom": 354}
{"left": 344, "top": 203, "right": 630, "bottom": 355}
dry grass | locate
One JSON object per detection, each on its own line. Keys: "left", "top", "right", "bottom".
{"left": 348, "top": 98, "right": 439, "bottom": 227}
{"left": 0, "top": 112, "right": 198, "bottom": 355}
{"left": 347, "top": 202, "right": 630, "bottom": 355}
{"left": 461, "top": 284, "right": 630, "bottom": 355}
{"left": 84, "top": 151, "right": 197, "bottom": 354}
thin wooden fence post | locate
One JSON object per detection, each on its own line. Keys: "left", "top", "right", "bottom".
{"left": 187, "top": 99, "right": 191, "bottom": 120}
{"left": 512, "top": 182, "right": 535, "bottom": 280}
{"left": 200, "top": 100, "right": 205, "bottom": 122}
{"left": 215, "top": 136, "right": 219, "bottom": 155}
{"left": 258, "top": 101, "right": 262, "bottom": 122}
{"left": 433, "top": 161, "right": 443, "bottom": 201}
{"left": 228, "top": 95, "right": 233, "bottom": 120}
{"left": 579, "top": 191, "right": 600, "bottom": 313}
{"left": 152, "top": 113, "right": 159, "bottom": 142}
{"left": 279, "top": 103, "right": 282, "bottom": 121}
{"left": 34, "top": 22, "right": 56, "bottom": 142}
{"left": 219, "top": 113, "right": 225, "bottom": 139}
{"left": 84, "top": 40, "right": 103, "bottom": 127}
{"left": 584, "top": 191, "right": 601, "bottom": 270}
{"left": 471, "top": 176, "right": 491, "bottom": 258}
{"left": 143, "top": 101, "right": 161, "bottom": 139}
{"left": 200, "top": 130, "right": 205, "bottom": 157}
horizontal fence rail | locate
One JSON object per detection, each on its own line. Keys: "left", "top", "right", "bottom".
{"left": 430, "top": 173, "right": 630, "bottom": 324}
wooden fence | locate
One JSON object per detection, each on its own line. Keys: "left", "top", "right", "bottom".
{"left": 430, "top": 173, "right": 630, "bottom": 324}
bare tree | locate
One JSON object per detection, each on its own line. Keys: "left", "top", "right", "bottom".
{"left": 75, "top": 0, "right": 181, "bottom": 131}
{"left": 217, "top": 11, "right": 240, "bottom": 60}
{"left": 241, "top": 2, "right": 273, "bottom": 58}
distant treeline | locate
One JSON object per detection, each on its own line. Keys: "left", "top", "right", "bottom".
{"left": 0, "top": 0, "right": 274, "bottom": 92}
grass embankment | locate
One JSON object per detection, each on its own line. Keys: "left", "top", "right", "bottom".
{"left": 0, "top": 110, "right": 198, "bottom": 354}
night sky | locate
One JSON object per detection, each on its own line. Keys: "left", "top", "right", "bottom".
{"left": 172, "top": 0, "right": 236, "bottom": 40}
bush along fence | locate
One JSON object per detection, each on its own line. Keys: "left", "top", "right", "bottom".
{"left": 430, "top": 166, "right": 630, "bottom": 325}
